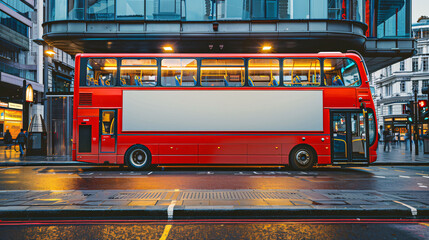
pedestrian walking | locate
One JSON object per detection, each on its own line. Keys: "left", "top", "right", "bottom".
{"left": 383, "top": 129, "right": 391, "bottom": 152}
{"left": 405, "top": 132, "right": 410, "bottom": 150}
{"left": 4, "top": 130, "right": 12, "bottom": 150}
{"left": 16, "top": 129, "right": 27, "bottom": 156}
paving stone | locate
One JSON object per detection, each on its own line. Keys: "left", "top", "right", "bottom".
{"left": 345, "top": 200, "right": 374, "bottom": 205}
{"left": 264, "top": 199, "right": 294, "bottom": 206}
{"left": 155, "top": 200, "right": 173, "bottom": 206}
{"left": 0, "top": 206, "right": 29, "bottom": 211}
{"left": 100, "top": 200, "right": 131, "bottom": 206}
{"left": 182, "top": 200, "right": 210, "bottom": 206}
{"left": 62, "top": 205, "right": 112, "bottom": 210}
{"left": 290, "top": 200, "right": 313, "bottom": 205}
{"left": 128, "top": 200, "right": 157, "bottom": 206}
{"left": 209, "top": 200, "right": 240, "bottom": 206}
{"left": 27, "top": 206, "right": 65, "bottom": 210}
{"left": 24, "top": 200, "right": 61, "bottom": 206}
{"left": 110, "top": 206, "right": 147, "bottom": 210}
{"left": 0, "top": 200, "right": 27, "bottom": 206}
{"left": 237, "top": 200, "right": 270, "bottom": 206}
{"left": 314, "top": 200, "right": 348, "bottom": 205}
{"left": 80, "top": 201, "right": 102, "bottom": 206}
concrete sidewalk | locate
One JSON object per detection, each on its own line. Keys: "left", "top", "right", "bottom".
{"left": 0, "top": 144, "right": 429, "bottom": 166}
{"left": 0, "top": 189, "right": 427, "bottom": 220}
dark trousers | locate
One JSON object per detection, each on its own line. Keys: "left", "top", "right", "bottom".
{"left": 18, "top": 142, "right": 25, "bottom": 155}
{"left": 384, "top": 141, "right": 391, "bottom": 151}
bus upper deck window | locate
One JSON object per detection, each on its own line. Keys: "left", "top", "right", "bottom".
{"left": 161, "top": 59, "right": 197, "bottom": 87}
{"left": 283, "top": 59, "right": 321, "bottom": 87}
{"left": 201, "top": 59, "right": 245, "bottom": 87}
{"left": 86, "top": 58, "right": 117, "bottom": 87}
{"left": 248, "top": 59, "right": 279, "bottom": 87}
{"left": 324, "top": 58, "right": 361, "bottom": 87}
{"left": 120, "top": 59, "right": 157, "bottom": 87}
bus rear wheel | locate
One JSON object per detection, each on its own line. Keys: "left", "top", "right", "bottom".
{"left": 125, "top": 145, "right": 152, "bottom": 170}
{"left": 290, "top": 145, "right": 316, "bottom": 171}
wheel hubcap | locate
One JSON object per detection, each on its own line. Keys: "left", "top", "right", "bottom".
{"left": 130, "top": 149, "right": 147, "bottom": 167}
{"left": 296, "top": 150, "right": 310, "bottom": 166}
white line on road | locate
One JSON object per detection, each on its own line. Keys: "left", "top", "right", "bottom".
{"left": 399, "top": 175, "right": 411, "bottom": 178}
{"left": 394, "top": 200, "right": 417, "bottom": 216}
{"left": 423, "top": 176, "right": 429, "bottom": 178}
{"left": 147, "top": 172, "right": 153, "bottom": 175}
{"left": 374, "top": 176, "right": 386, "bottom": 178}
{"left": 167, "top": 200, "right": 177, "bottom": 220}
{"left": 417, "top": 183, "right": 428, "bottom": 188}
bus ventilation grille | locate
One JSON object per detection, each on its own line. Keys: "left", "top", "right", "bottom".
{"left": 79, "top": 93, "right": 92, "bottom": 105}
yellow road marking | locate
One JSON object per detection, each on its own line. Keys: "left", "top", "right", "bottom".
{"left": 416, "top": 173, "right": 428, "bottom": 176}
{"left": 352, "top": 167, "right": 372, "bottom": 171}
{"left": 377, "top": 167, "right": 388, "bottom": 170}
{"left": 420, "top": 223, "right": 429, "bottom": 228}
{"left": 159, "top": 225, "right": 172, "bottom": 240}
{"left": 394, "top": 170, "right": 406, "bottom": 173}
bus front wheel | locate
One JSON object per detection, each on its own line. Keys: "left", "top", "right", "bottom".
{"left": 125, "top": 145, "right": 152, "bottom": 170}
{"left": 289, "top": 145, "right": 316, "bottom": 171}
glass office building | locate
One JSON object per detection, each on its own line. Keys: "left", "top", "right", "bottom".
{"left": 44, "top": 0, "right": 414, "bottom": 71}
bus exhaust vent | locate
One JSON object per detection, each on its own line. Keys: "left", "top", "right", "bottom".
{"left": 79, "top": 93, "right": 92, "bottom": 105}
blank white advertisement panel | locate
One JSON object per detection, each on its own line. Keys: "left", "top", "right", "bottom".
{"left": 122, "top": 90, "right": 323, "bottom": 132}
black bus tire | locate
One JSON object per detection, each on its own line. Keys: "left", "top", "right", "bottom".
{"left": 125, "top": 145, "right": 152, "bottom": 170}
{"left": 289, "top": 145, "right": 316, "bottom": 171}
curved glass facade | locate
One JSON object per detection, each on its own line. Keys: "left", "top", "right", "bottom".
{"left": 48, "top": 0, "right": 365, "bottom": 22}
{"left": 47, "top": 0, "right": 411, "bottom": 38}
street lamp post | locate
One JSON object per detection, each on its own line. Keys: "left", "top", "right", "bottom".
{"left": 414, "top": 89, "right": 419, "bottom": 155}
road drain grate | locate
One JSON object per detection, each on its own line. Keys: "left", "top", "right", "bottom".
{"left": 109, "top": 192, "right": 166, "bottom": 200}
{"left": 179, "top": 191, "right": 307, "bottom": 200}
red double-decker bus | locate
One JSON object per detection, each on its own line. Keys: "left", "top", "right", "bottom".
{"left": 73, "top": 52, "right": 377, "bottom": 170}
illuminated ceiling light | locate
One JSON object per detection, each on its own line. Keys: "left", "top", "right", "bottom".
{"left": 163, "top": 46, "right": 173, "bottom": 51}
{"left": 262, "top": 45, "right": 272, "bottom": 51}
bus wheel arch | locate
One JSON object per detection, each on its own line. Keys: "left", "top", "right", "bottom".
{"left": 289, "top": 144, "right": 317, "bottom": 171}
{"left": 124, "top": 144, "right": 152, "bottom": 170}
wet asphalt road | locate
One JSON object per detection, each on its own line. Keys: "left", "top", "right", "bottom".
{"left": 0, "top": 220, "right": 428, "bottom": 240}
{"left": 0, "top": 165, "right": 427, "bottom": 191}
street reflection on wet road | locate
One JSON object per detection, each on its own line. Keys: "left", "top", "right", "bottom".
{"left": 0, "top": 166, "right": 427, "bottom": 192}
{"left": 0, "top": 221, "right": 428, "bottom": 240}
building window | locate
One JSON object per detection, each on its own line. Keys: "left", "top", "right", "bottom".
{"left": 87, "top": 0, "right": 115, "bottom": 20}
{"left": 184, "top": 0, "right": 215, "bottom": 20}
{"left": 217, "top": 0, "right": 250, "bottom": 20}
{"left": 423, "top": 80, "right": 429, "bottom": 89}
{"left": 423, "top": 57, "right": 428, "bottom": 72}
{"left": 116, "top": 0, "right": 145, "bottom": 19}
{"left": 385, "top": 84, "right": 392, "bottom": 96}
{"left": 412, "top": 58, "right": 419, "bottom": 72}
{"left": 0, "top": 11, "right": 29, "bottom": 36}
{"left": 400, "top": 81, "right": 406, "bottom": 92}
{"left": 49, "top": 0, "right": 67, "bottom": 21}
{"left": 388, "top": 105, "right": 392, "bottom": 115}
{"left": 400, "top": 61, "right": 405, "bottom": 71}
{"left": 412, "top": 81, "right": 419, "bottom": 93}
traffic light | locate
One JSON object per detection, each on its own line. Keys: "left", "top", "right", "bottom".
{"left": 419, "top": 100, "right": 428, "bottom": 122}
{"left": 405, "top": 102, "right": 414, "bottom": 122}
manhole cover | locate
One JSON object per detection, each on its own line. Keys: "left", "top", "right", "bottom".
{"left": 179, "top": 191, "right": 307, "bottom": 200}
{"left": 109, "top": 192, "right": 166, "bottom": 200}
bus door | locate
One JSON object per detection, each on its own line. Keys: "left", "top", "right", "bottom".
{"left": 99, "top": 110, "right": 117, "bottom": 162}
{"left": 331, "top": 110, "right": 369, "bottom": 164}
{"left": 77, "top": 109, "right": 99, "bottom": 163}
